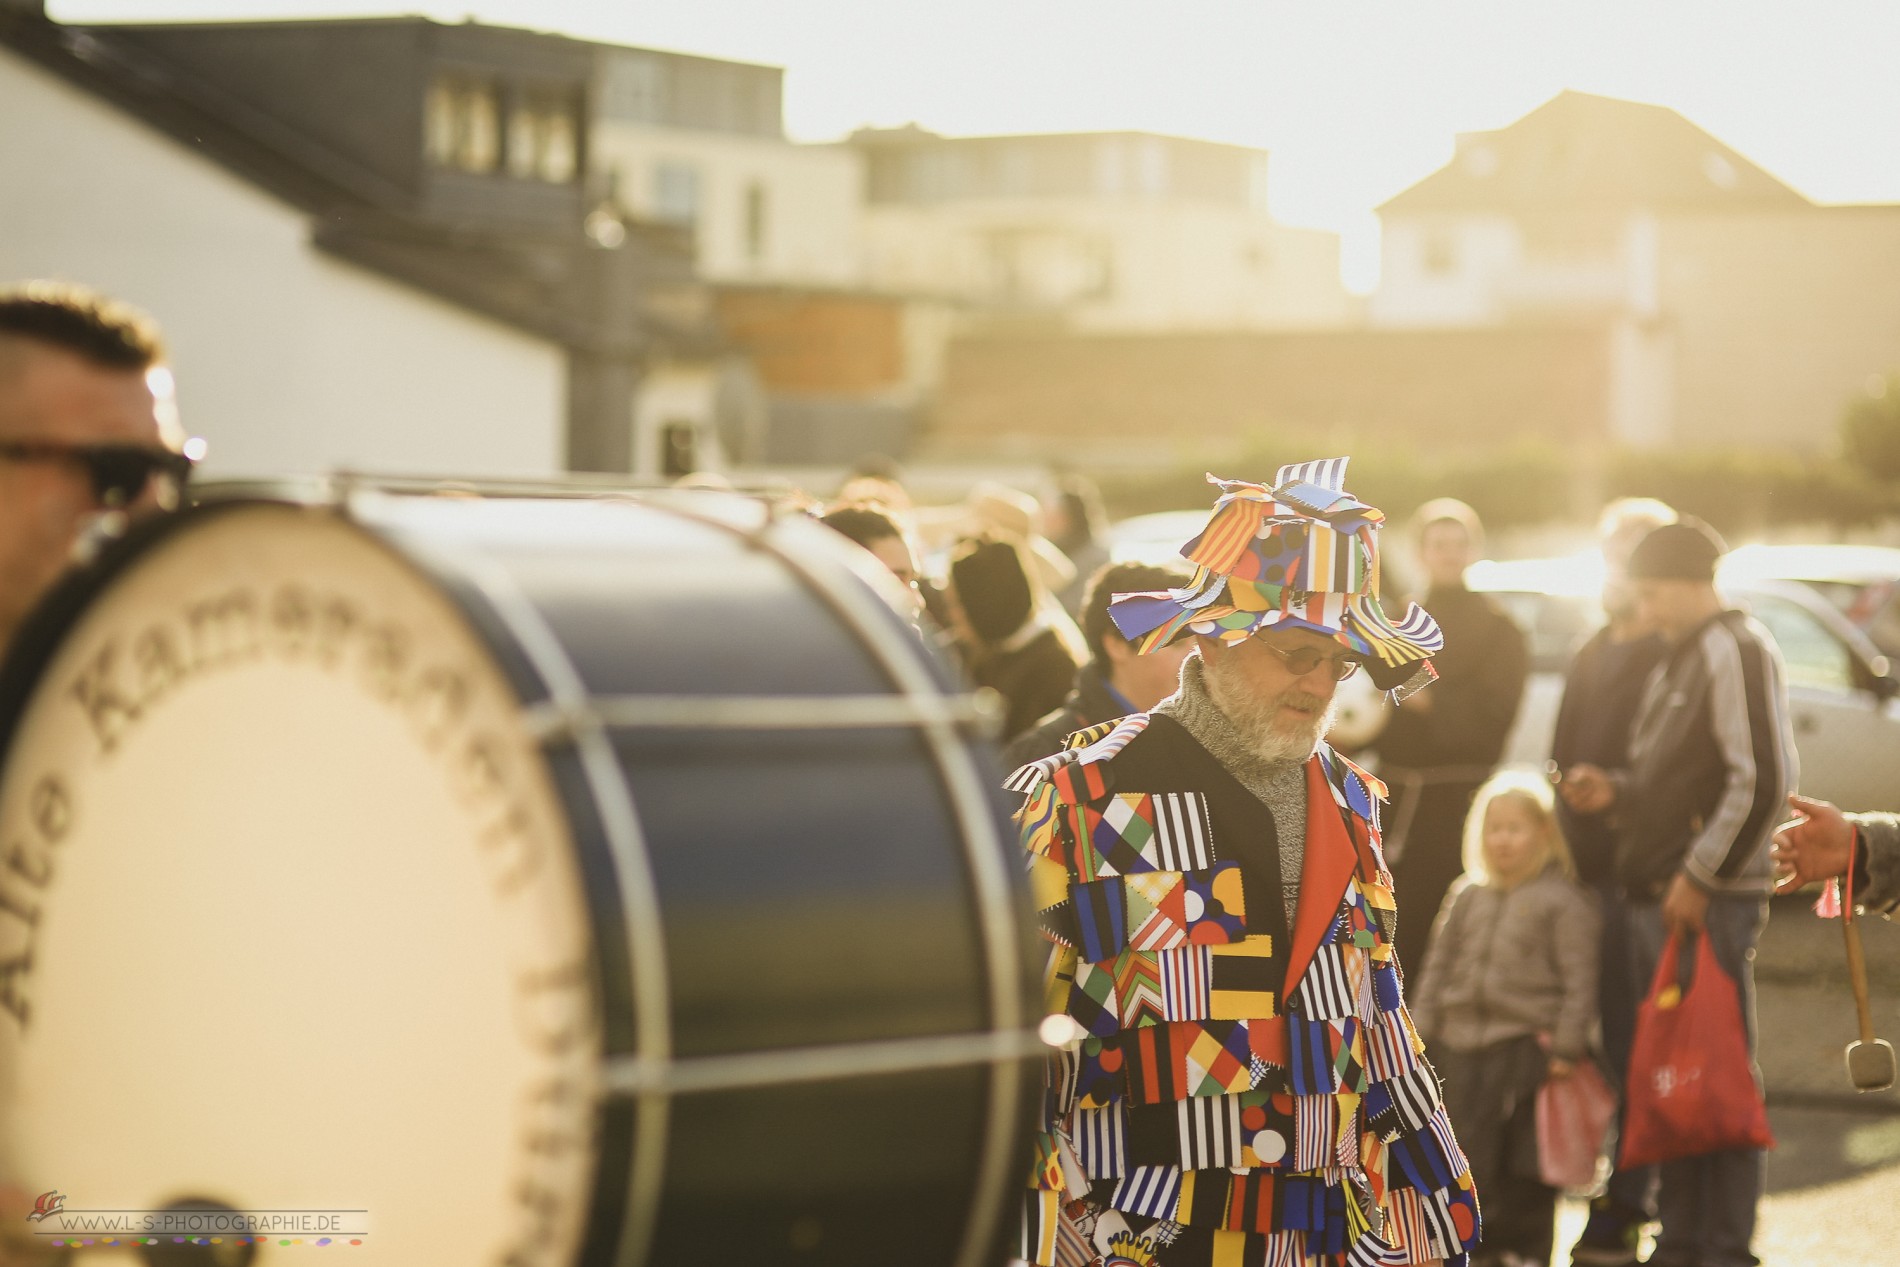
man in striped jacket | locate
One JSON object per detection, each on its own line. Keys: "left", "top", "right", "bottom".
{"left": 1012, "top": 462, "right": 1478, "bottom": 1267}
{"left": 1560, "top": 518, "right": 1797, "bottom": 1267}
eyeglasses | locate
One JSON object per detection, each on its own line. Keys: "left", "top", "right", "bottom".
{"left": 0, "top": 438, "right": 201, "bottom": 508}
{"left": 1259, "top": 642, "right": 1365, "bottom": 681}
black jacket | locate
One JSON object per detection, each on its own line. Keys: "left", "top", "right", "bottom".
{"left": 972, "top": 627, "right": 1079, "bottom": 741}
{"left": 1000, "top": 663, "right": 1127, "bottom": 768}
{"left": 1550, "top": 626, "right": 1667, "bottom": 884}
{"left": 1374, "top": 583, "right": 1527, "bottom": 772}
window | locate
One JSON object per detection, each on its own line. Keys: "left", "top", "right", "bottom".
{"left": 1749, "top": 595, "right": 1854, "bottom": 693}
{"left": 653, "top": 162, "right": 702, "bottom": 228}
{"left": 743, "top": 182, "right": 768, "bottom": 262}
{"left": 424, "top": 75, "right": 501, "bottom": 174}
{"left": 507, "top": 90, "right": 580, "bottom": 184}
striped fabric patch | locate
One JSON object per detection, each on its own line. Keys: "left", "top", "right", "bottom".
{"left": 1293, "top": 944, "right": 1356, "bottom": 1021}
{"left": 1145, "top": 792, "right": 1214, "bottom": 870}
{"left": 1274, "top": 456, "right": 1349, "bottom": 493}
{"left": 1176, "top": 1093, "right": 1246, "bottom": 1169}
{"left": 1020, "top": 1187, "right": 1062, "bottom": 1266}
{"left": 1366, "top": 1063, "right": 1442, "bottom": 1140}
{"left": 1365, "top": 1007, "right": 1417, "bottom": 1081}
{"left": 1209, "top": 935, "right": 1279, "bottom": 1020}
{"left": 1114, "top": 951, "right": 1167, "bottom": 1029}
{"left": 1072, "top": 1102, "right": 1128, "bottom": 1179}
{"left": 1293, "top": 1094, "right": 1338, "bottom": 1171}
{"left": 1107, "top": 1165, "right": 1181, "bottom": 1220}
{"left": 1160, "top": 945, "right": 1212, "bottom": 1021}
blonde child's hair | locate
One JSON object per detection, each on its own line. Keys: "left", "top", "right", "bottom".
{"left": 1460, "top": 769, "right": 1576, "bottom": 885}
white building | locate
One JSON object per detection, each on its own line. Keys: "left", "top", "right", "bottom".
{"left": 0, "top": 10, "right": 721, "bottom": 479}
{"left": 848, "top": 126, "right": 1355, "bottom": 332}
{"left": 590, "top": 47, "right": 865, "bottom": 290}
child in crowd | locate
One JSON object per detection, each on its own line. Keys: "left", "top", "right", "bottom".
{"left": 1410, "top": 770, "right": 1602, "bottom": 1267}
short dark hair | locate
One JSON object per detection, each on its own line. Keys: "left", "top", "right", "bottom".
{"left": 1082, "top": 561, "right": 1191, "bottom": 663}
{"left": 0, "top": 282, "right": 165, "bottom": 371}
{"left": 820, "top": 503, "right": 904, "bottom": 550}
{"left": 950, "top": 535, "right": 1036, "bottom": 645}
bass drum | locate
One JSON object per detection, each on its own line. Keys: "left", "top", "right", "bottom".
{"left": 0, "top": 488, "right": 1042, "bottom": 1267}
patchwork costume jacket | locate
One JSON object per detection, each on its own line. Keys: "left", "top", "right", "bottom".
{"left": 1011, "top": 713, "right": 1480, "bottom": 1267}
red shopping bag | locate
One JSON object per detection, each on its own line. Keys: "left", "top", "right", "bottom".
{"left": 1536, "top": 1056, "right": 1617, "bottom": 1188}
{"left": 1619, "top": 931, "right": 1774, "bottom": 1168}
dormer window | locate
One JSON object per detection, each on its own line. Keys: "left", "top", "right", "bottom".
{"left": 507, "top": 89, "right": 581, "bottom": 184}
{"left": 425, "top": 75, "right": 501, "bottom": 173}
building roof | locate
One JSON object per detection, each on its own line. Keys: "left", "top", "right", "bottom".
{"left": 1379, "top": 90, "right": 1810, "bottom": 216}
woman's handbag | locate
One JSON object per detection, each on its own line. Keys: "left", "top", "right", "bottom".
{"left": 1619, "top": 931, "right": 1775, "bottom": 1168}
{"left": 1536, "top": 1054, "right": 1617, "bottom": 1188}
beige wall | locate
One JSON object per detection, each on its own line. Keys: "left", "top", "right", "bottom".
{"left": 933, "top": 326, "right": 1612, "bottom": 465}
{"left": 593, "top": 125, "right": 864, "bottom": 287}
{"left": 1656, "top": 208, "right": 1900, "bottom": 450}
{"left": 862, "top": 199, "right": 1356, "bottom": 331}
{"left": 0, "top": 47, "right": 567, "bottom": 480}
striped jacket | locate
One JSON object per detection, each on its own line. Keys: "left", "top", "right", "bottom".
{"left": 1010, "top": 713, "right": 1478, "bottom": 1267}
{"left": 1613, "top": 609, "right": 1798, "bottom": 900}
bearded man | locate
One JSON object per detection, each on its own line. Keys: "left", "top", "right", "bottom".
{"left": 1010, "top": 460, "right": 1479, "bottom": 1267}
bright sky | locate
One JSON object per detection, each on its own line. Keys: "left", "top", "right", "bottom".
{"left": 56, "top": 0, "right": 1900, "bottom": 292}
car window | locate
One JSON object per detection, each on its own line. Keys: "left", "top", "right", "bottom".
{"left": 1748, "top": 594, "right": 1853, "bottom": 693}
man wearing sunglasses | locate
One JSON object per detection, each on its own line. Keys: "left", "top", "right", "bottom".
{"left": 1008, "top": 461, "right": 1478, "bottom": 1267}
{"left": 0, "top": 282, "right": 196, "bottom": 660}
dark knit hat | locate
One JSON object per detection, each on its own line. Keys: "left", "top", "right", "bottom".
{"left": 1628, "top": 518, "right": 1727, "bottom": 582}
{"left": 950, "top": 536, "right": 1035, "bottom": 644}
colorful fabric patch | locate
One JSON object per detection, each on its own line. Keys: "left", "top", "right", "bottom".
{"left": 1293, "top": 1093, "right": 1340, "bottom": 1170}
{"left": 1370, "top": 959, "right": 1403, "bottom": 1014}
{"left": 1107, "top": 1166, "right": 1181, "bottom": 1220}
{"left": 1287, "top": 1012, "right": 1335, "bottom": 1096}
{"left": 1126, "top": 1020, "right": 1253, "bottom": 1102}
{"left": 1175, "top": 1167, "right": 1230, "bottom": 1226}
{"left": 1021, "top": 1186, "right": 1063, "bottom": 1265}
{"left": 1072, "top": 878, "right": 1129, "bottom": 962}
{"left": 1176, "top": 1092, "right": 1245, "bottom": 1169}
{"left": 1183, "top": 862, "right": 1247, "bottom": 943}
{"left": 1126, "top": 871, "right": 1190, "bottom": 950}
{"left": 1113, "top": 951, "right": 1167, "bottom": 1029}
{"left": 1072, "top": 1102, "right": 1128, "bottom": 1179}
{"left": 1091, "top": 795, "right": 1161, "bottom": 878}
{"left": 1209, "top": 935, "right": 1279, "bottom": 1019}
{"left": 1029, "top": 852, "right": 1072, "bottom": 917}
{"left": 1365, "top": 1007, "right": 1418, "bottom": 1082}
{"left": 1292, "top": 944, "right": 1356, "bottom": 1021}
{"left": 1223, "top": 1170, "right": 1279, "bottom": 1234}
{"left": 1143, "top": 792, "right": 1215, "bottom": 870}
{"left": 1069, "top": 958, "right": 1122, "bottom": 1037}
{"left": 1075, "top": 1036, "right": 1128, "bottom": 1109}
{"left": 1365, "top": 1064, "right": 1443, "bottom": 1141}
{"left": 1236, "top": 1092, "right": 1295, "bottom": 1168}
{"left": 1331, "top": 1016, "right": 1369, "bottom": 1094}
{"left": 1019, "top": 782, "right": 1064, "bottom": 858}
{"left": 1160, "top": 945, "right": 1212, "bottom": 1021}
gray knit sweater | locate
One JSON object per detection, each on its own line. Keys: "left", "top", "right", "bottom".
{"left": 1155, "top": 656, "right": 1308, "bottom": 929}
{"left": 1848, "top": 812, "right": 1900, "bottom": 915}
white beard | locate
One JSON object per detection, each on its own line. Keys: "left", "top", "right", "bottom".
{"left": 1204, "top": 665, "right": 1337, "bottom": 763}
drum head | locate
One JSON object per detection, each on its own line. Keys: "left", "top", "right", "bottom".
{"left": 0, "top": 504, "right": 599, "bottom": 1264}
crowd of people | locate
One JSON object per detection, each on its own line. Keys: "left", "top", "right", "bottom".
{"left": 0, "top": 280, "right": 1859, "bottom": 1267}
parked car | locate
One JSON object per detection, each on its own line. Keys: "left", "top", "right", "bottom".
{"left": 1720, "top": 543, "right": 1900, "bottom": 661}
{"left": 1467, "top": 555, "right": 1900, "bottom": 811}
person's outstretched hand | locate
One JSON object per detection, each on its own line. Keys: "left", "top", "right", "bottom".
{"left": 1772, "top": 793, "right": 1856, "bottom": 894}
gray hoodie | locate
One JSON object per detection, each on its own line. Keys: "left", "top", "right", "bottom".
{"left": 1408, "top": 864, "right": 1602, "bottom": 1061}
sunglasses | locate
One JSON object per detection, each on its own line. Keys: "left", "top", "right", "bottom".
{"left": 1259, "top": 642, "right": 1365, "bottom": 681}
{"left": 0, "top": 438, "right": 201, "bottom": 508}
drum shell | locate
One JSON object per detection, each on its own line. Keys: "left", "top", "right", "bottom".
{"left": 0, "top": 491, "right": 1043, "bottom": 1267}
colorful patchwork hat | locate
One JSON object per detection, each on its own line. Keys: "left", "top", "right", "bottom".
{"left": 1108, "top": 457, "right": 1442, "bottom": 692}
